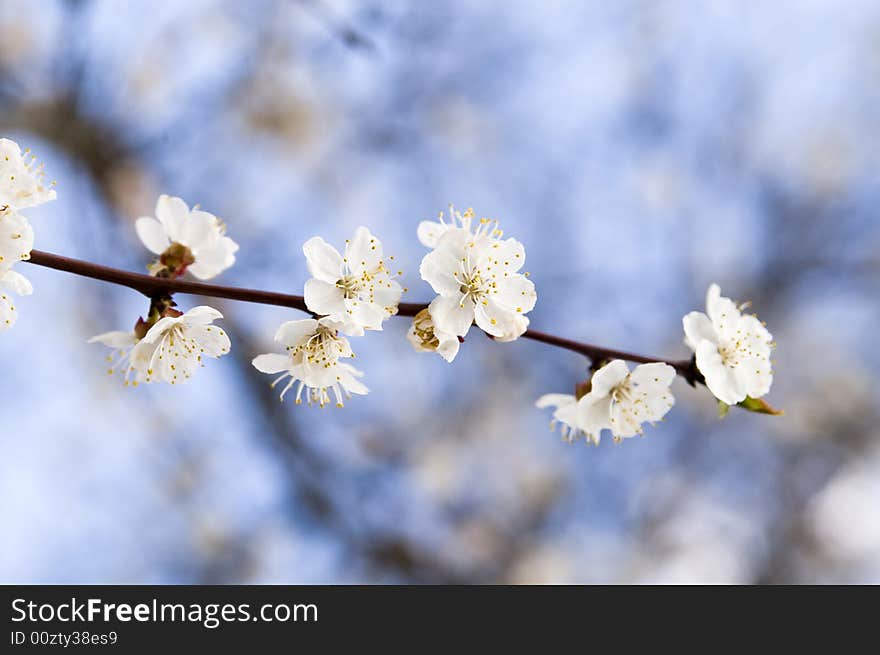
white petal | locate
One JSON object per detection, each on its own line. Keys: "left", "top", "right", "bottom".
{"left": 274, "top": 318, "right": 318, "bottom": 347}
{"left": 535, "top": 393, "right": 577, "bottom": 409}
{"left": 428, "top": 295, "right": 474, "bottom": 337}
{"left": 252, "top": 353, "right": 291, "bottom": 374}
{"left": 346, "top": 226, "right": 382, "bottom": 274}
{"left": 1, "top": 269, "right": 32, "bottom": 295}
{"left": 696, "top": 339, "right": 746, "bottom": 405}
{"left": 302, "top": 236, "right": 343, "bottom": 283}
{"left": 482, "top": 237, "right": 526, "bottom": 274}
{"left": 304, "top": 278, "right": 345, "bottom": 317}
{"left": 0, "top": 209, "right": 35, "bottom": 267}
{"left": 182, "top": 306, "right": 223, "bottom": 325}
{"left": 630, "top": 363, "right": 676, "bottom": 422}
{"left": 705, "top": 283, "right": 740, "bottom": 339}
{"left": 436, "top": 333, "right": 461, "bottom": 362}
{"left": 682, "top": 311, "right": 716, "bottom": 352}
{"left": 419, "top": 244, "right": 464, "bottom": 297}
{"left": 140, "top": 316, "right": 180, "bottom": 343}
{"left": 630, "top": 362, "right": 676, "bottom": 389}
{"left": 493, "top": 314, "right": 529, "bottom": 342}
{"left": 346, "top": 300, "right": 385, "bottom": 333}
{"left": 370, "top": 278, "right": 403, "bottom": 308}
{"left": 188, "top": 324, "right": 231, "bottom": 357}
{"left": 590, "top": 360, "right": 630, "bottom": 397}
{"left": 578, "top": 394, "right": 612, "bottom": 436}
{"left": 474, "top": 298, "right": 516, "bottom": 337}
{"left": 338, "top": 362, "right": 369, "bottom": 395}
{"left": 88, "top": 330, "right": 137, "bottom": 348}
{"left": 134, "top": 216, "right": 171, "bottom": 255}
{"left": 417, "top": 220, "right": 447, "bottom": 249}
{"left": 180, "top": 209, "right": 219, "bottom": 251}
{"left": 188, "top": 237, "right": 237, "bottom": 280}
{"left": 743, "top": 365, "right": 773, "bottom": 400}
{"left": 494, "top": 274, "right": 537, "bottom": 314}
{"left": 154, "top": 195, "right": 190, "bottom": 242}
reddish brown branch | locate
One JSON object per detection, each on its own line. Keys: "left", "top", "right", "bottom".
{"left": 25, "top": 249, "right": 696, "bottom": 376}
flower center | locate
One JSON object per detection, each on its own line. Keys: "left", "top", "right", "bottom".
{"left": 336, "top": 275, "right": 361, "bottom": 299}
{"left": 289, "top": 326, "right": 347, "bottom": 368}
{"left": 718, "top": 339, "right": 744, "bottom": 367}
{"left": 155, "top": 242, "right": 195, "bottom": 278}
{"left": 611, "top": 379, "right": 634, "bottom": 405}
{"left": 457, "top": 269, "right": 490, "bottom": 304}
{"left": 412, "top": 308, "right": 440, "bottom": 349}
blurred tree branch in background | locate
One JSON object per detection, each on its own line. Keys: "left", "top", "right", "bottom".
{"left": 2, "top": 0, "right": 879, "bottom": 584}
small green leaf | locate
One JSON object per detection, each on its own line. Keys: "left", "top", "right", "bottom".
{"left": 718, "top": 401, "right": 730, "bottom": 419}
{"left": 737, "top": 396, "right": 784, "bottom": 416}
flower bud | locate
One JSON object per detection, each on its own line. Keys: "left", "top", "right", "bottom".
{"left": 406, "top": 308, "right": 460, "bottom": 362}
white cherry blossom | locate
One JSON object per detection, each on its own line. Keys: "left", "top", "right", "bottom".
{"left": 536, "top": 360, "right": 676, "bottom": 445}
{"left": 417, "top": 205, "right": 504, "bottom": 249}
{"left": 135, "top": 194, "right": 238, "bottom": 280}
{"left": 580, "top": 360, "right": 676, "bottom": 442}
{"left": 0, "top": 207, "right": 34, "bottom": 272}
{"left": 0, "top": 269, "right": 33, "bottom": 331}
{"left": 683, "top": 283, "right": 773, "bottom": 405}
{"left": 419, "top": 228, "right": 536, "bottom": 340}
{"left": 0, "top": 138, "right": 56, "bottom": 210}
{"left": 302, "top": 227, "right": 403, "bottom": 336}
{"left": 129, "top": 306, "right": 231, "bottom": 385}
{"left": 252, "top": 317, "right": 368, "bottom": 407}
{"left": 406, "top": 307, "right": 461, "bottom": 362}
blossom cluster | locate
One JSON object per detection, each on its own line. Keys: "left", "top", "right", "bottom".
{"left": 535, "top": 284, "right": 776, "bottom": 444}
{"left": 90, "top": 194, "right": 235, "bottom": 385}
{"left": 2, "top": 136, "right": 778, "bottom": 446}
{"left": 251, "top": 227, "right": 402, "bottom": 407}
{"left": 410, "top": 206, "right": 537, "bottom": 361}
{"left": 0, "top": 138, "right": 55, "bottom": 331}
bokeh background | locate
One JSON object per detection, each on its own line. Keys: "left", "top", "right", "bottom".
{"left": 1, "top": 0, "right": 878, "bottom": 584}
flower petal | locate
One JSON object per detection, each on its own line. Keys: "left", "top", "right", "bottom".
{"left": 1, "top": 269, "right": 32, "bottom": 295}
{"left": 140, "top": 316, "right": 181, "bottom": 343}
{"left": 188, "top": 237, "right": 237, "bottom": 280}
{"left": 302, "top": 236, "right": 343, "bottom": 283}
{"left": 304, "top": 278, "right": 345, "bottom": 317}
{"left": 436, "top": 333, "right": 461, "bottom": 362}
{"left": 535, "top": 393, "right": 577, "bottom": 409}
{"left": 346, "top": 226, "right": 382, "bottom": 274}
{"left": 419, "top": 243, "right": 464, "bottom": 297}
{"left": 494, "top": 274, "right": 537, "bottom": 314}
{"left": 590, "top": 360, "right": 630, "bottom": 397}
{"left": 182, "top": 306, "right": 224, "bottom": 325}
{"left": 493, "top": 314, "right": 529, "bottom": 342}
{"left": 474, "top": 297, "right": 516, "bottom": 337}
{"left": 629, "top": 362, "right": 676, "bottom": 390}
{"left": 154, "top": 195, "right": 190, "bottom": 242}
{"left": 682, "top": 311, "right": 716, "bottom": 352}
{"left": 696, "top": 339, "right": 746, "bottom": 405}
{"left": 134, "top": 217, "right": 171, "bottom": 255}
{"left": 417, "top": 220, "right": 448, "bottom": 249}
{"left": 578, "top": 393, "right": 612, "bottom": 437}
{"left": 428, "top": 295, "right": 474, "bottom": 337}
{"left": 179, "top": 209, "right": 219, "bottom": 251}
{"left": 87, "top": 330, "right": 137, "bottom": 348}
{"left": 274, "top": 318, "right": 318, "bottom": 347}
{"left": 189, "top": 324, "right": 231, "bottom": 357}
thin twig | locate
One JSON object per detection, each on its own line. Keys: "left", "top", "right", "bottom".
{"left": 25, "top": 249, "right": 696, "bottom": 377}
